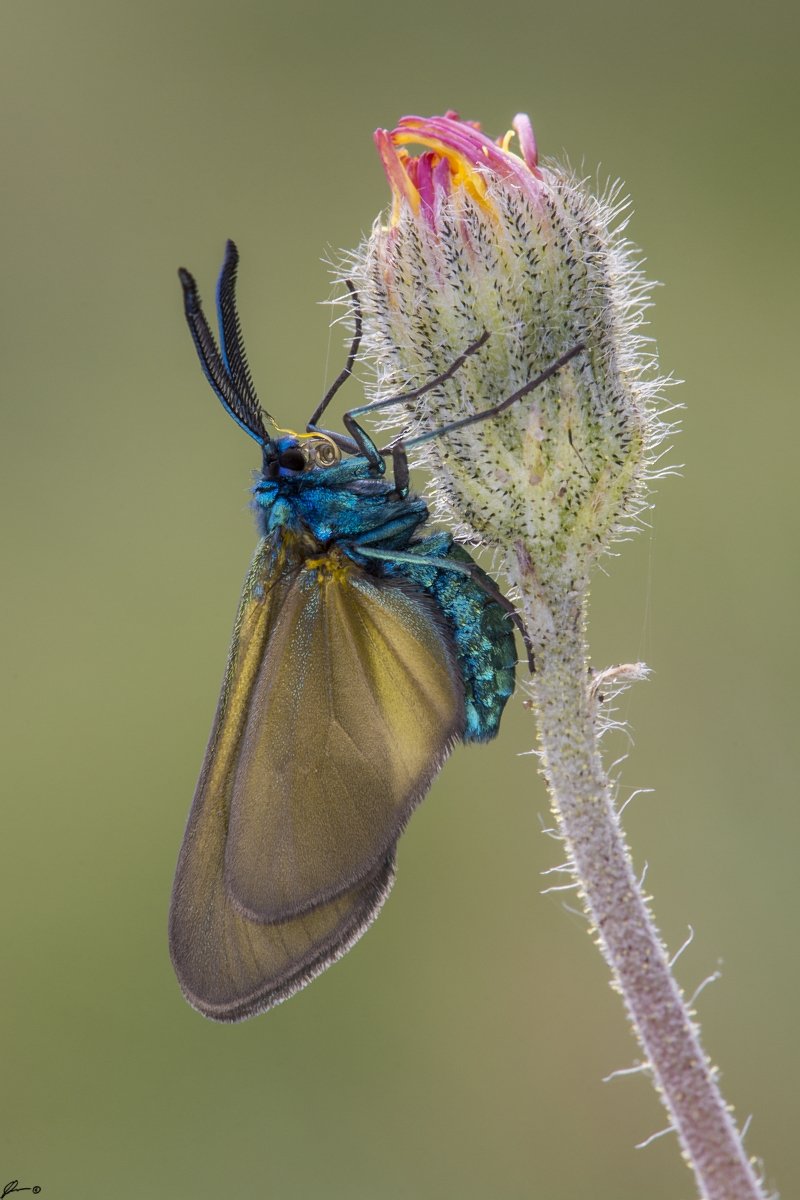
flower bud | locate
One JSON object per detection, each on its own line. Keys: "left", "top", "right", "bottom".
{"left": 346, "top": 112, "right": 670, "bottom": 611}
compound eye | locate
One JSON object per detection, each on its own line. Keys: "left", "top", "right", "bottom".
{"left": 278, "top": 446, "right": 307, "bottom": 472}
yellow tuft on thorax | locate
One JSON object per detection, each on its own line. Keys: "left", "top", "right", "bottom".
{"left": 303, "top": 550, "right": 353, "bottom": 587}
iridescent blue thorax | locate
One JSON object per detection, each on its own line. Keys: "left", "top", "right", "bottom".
{"left": 253, "top": 439, "right": 428, "bottom": 549}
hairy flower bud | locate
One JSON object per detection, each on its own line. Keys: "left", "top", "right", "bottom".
{"left": 345, "top": 112, "right": 671, "bottom": 624}
{"left": 338, "top": 120, "right": 769, "bottom": 1200}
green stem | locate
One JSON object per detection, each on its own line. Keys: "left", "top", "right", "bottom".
{"left": 516, "top": 566, "right": 767, "bottom": 1200}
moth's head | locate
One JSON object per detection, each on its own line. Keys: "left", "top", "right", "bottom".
{"left": 261, "top": 433, "right": 342, "bottom": 481}
{"left": 177, "top": 240, "right": 352, "bottom": 493}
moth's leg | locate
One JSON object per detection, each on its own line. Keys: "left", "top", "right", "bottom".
{"left": 307, "top": 280, "right": 362, "bottom": 430}
{"left": 343, "top": 511, "right": 429, "bottom": 551}
{"left": 341, "top": 332, "right": 491, "bottom": 495}
{"left": 388, "top": 343, "right": 585, "bottom": 456}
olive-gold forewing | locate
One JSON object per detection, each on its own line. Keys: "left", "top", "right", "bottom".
{"left": 170, "top": 537, "right": 465, "bottom": 1019}
{"left": 223, "top": 557, "right": 465, "bottom": 923}
{"left": 169, "top": 536, "right": 398, "bottom": 1020}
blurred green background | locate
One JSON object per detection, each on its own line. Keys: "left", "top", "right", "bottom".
{"left": 2, "top": 0, "right": 797, "bottom": 1196}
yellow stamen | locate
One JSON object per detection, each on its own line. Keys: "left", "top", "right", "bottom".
{"left": 392, "top": 131, "right": 500, "bottom": 219}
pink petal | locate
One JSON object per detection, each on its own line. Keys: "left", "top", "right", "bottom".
{"left": 512, "top": 113, "right": 539, "bottom": 172}
{"left": 393, "top": 114, "right": 541, "bottom": 197}
{"left": 374, "top": 127, "right": 419, "bottom": 213}
{"left": 415, "top": 152, "right": 438, "bottom": 226}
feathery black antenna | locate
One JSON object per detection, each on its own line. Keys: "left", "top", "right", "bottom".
{"left": 216, "top": 240, "right": 274, "bottom": 429}
{"left": 178, "top": 253, "right": 270, "bottom": 447}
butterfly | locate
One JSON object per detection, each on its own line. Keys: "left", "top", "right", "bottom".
{"left": 169, "top": 240, "right": 582, "bottom": 1021}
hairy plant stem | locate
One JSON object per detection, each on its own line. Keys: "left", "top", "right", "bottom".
{"left": 515, "top": 562, "right": 766, "bottom": 1200}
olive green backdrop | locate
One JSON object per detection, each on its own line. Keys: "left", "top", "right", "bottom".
{"left": 2, "top": 1, "right": 797, "bottom": 1197}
